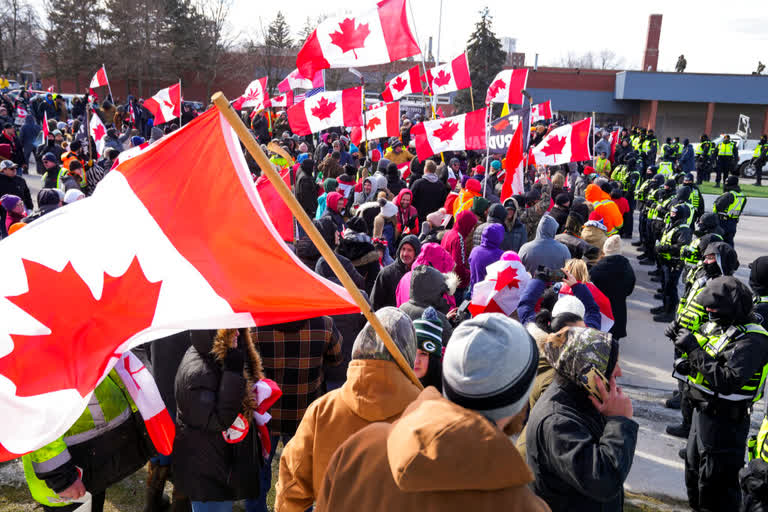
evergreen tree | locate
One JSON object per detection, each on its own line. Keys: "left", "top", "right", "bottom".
{"left": 266, "top": 11, "right": 293, "bottom": 49}
{"left": 454, "top": 7, "right": 505, "bottom": 114}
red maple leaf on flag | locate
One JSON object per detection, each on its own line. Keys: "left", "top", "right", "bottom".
{"left": 541, "top": 135, "right": 567, "bottom": 158}
{"left": 391, "top": 76, "right": 408, "bottom": 92}
{"left": 366, "top": 116, "right": 382, "bottom": 131}
{"left": 494, "top": 266, "right": 520, "bottom": 292}
{"left": 494, "top": 118, "right": 510, "bottom": 131}
{"left": 93, "top": 123, "right": 106, "bottom": 141}
{"left": 329, "top": 18, "right": 370, "bottom": 58}
{"left": 163, "top": 99, "right": 174, "bottom": 110}
{"left": 433, "top": 70, "right": 452, "bottom": 88}
{"left": 487, "top": 79, "right": 506, "bottom": 101}
{"left": 0, "top": 257, "right": 162, "bottom": 397}
{"left": 310, "top": 97, "right": 337, "bottom": 120}
{"left": 432, "top": 121, "right": 460, "bottom": 142}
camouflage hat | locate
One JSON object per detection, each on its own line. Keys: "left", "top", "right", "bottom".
{"left": 541, "top": 327, "right": 618, "bottom": 394}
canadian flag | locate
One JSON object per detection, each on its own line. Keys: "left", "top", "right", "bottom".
{"left": 287, "top": 87, "right": 363, "bottom": 136}
{"left": 89, "top": 66, "right": 109, "bottom": 89}
{"left": 485, "top": 69, "right": 529, "bottom": 105}
{"left": 128, "top": 102, "right": 136, "bottom": 127}
{"left": 144, "top": 83, "right": 182, "bottom": 125}
{"left": 41, "top": 112, "right": 49, "bottom": 139}
{"left": 425, "top": 53, "right": 472, "bottom": 96}
{"left": 609, "top": 128, "right": 620, "bottom": 163}
{"left": 469, "top": 257, "right": 531, "bottom": 317}
{"left": 267, "top": 91, "right": 294, "bottom": 109}
{"left": 0, "top": 108, "right": 358, "bottom": 461}
{"left": 559, "top": 284, "right": 614, "bottom": 332}
{"left": 278, "top": 68, "right": 324, "bottom": 92}
{"left": 296, "top": 0, "right": 420, "bottom": 78}
{"left": 531, "top": 100, "right": 553, "bottom": 122}
{"left": 530, "top": 118, "right": 592, "bottom": 166}
{"left": 381, "top": 65, "right": 421, "bottom": 102}
{"left": 364, "top": 101, "right": 400, "bottom": 141}
{"left": 501, "top": 121, "right": 525, "bottom": 202}
{"left": 89, "top": 110, "right": 108, "bottom": 158}
{"left": 410, "top": 108, "right": 487, "bottom": 161}
{"left": 255, "top": 169, "right": 293, "bottom": 243}
{"left": 232, "top": 77, "right": 269, "bottom": 111}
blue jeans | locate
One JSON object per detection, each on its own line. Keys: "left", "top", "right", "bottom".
{"left": 251, "top": 435, "right": 292, "bottom": 512}
{"left": 191, "top": 500, "right": 260, "bottom": 512}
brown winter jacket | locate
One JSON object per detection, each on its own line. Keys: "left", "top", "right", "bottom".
{"left": 316, "top": 387, "right": 551, "bottom": 512}
{"left": 275, "top": 359, "right": 420, "bottom": 512}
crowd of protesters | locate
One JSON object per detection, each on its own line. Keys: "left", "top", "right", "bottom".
{"left": 4, "top": 84, "right": 768, "bottom": 512}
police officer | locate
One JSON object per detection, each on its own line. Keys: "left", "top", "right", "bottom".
{"left": 21, "top": 366, "right": 151, "bottom": 512}
{"left": 661, "top": 137, "right": 675, "bottom": 161}
{"left": 739, "top": 256, "right": 768, "bottom": 512}
{"left": 752, "top": 134, "right": 768, "bottom": 186}
{"left": 715, "top": 134, "right": 738, "bottom": 187}
{"left": 633, "top": 166, "right": 659, "bottom": 248}
{"left": 673, "top": 277, "right": 768, "bottom": 511}
{"left": 680, "top": 213, "right": 725, "bottom": 290}
{"left": 652, "top": 203, "right": 693, "bottom": 322}
{"left": 682, "top": 173, "right": 704, "bottom": 223}
{"left": 663, "top": 242, "right": 739, "bottom": 439}
{"left": 619, "top": 155, "right": 641, "bottom": 239}
{"left": 713, "top": 175, "right": 747, "bottom": 247}
{"left": 696, "top": 134, "right": 714, "bottom": 184}
{"left": 638, "top": 174, "right": 670, "bottom": 265}
{"left": 642, "top": 129, "right": 659, "bottom": 167}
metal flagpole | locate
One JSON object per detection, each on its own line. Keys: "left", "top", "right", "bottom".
{"left": 464, "top": 49, "right": 475, "bottom": 111}
{"left": 483, "top": 104, "right": 491, "bottom": 196}
{"left": 211, "top": 91, "right": 423, "bottom": 390}
{"left": 406, "top": 0, "right": 433, "bottom": 118}
{"left": 103, "top": 63, "right": 114, "bottom": 104}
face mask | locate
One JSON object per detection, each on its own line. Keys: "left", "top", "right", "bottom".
{"left": 703, "top": 261, "right": 721, "bottom": 279}
{"left": 708, "top": 311, "right": 731, "bottom": 325}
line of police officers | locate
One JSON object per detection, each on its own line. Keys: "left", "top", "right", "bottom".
{"left": 610, "top": 127, "right": 768, "bottom": 511}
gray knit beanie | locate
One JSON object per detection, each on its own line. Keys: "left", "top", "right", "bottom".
{"left": 442, "top": 313, "right": 538, "bottom": 422}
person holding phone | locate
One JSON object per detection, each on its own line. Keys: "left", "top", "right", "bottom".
{"left": 525, "top": 327, "right": 637, "bottom": 512}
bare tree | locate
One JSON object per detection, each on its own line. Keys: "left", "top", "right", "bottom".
{"left": 0, "top": 0, "right": 41, "bottom": 80}
{"left": 555, "top": 50, "right": 624, "bottom": 70}
{"left": 192, "top": 0, "right": 238, "bottom": 100}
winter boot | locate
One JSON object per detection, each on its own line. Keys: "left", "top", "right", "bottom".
{"left": 143, "top": 462, "right": 171, "bottom": 512}
{"left": 653, "top": 302, "right": 676, "bottom": 323}
{"left": 654, "top": 293, "right": 664, "bottom": 300}
{"left": 649, "top": 269, "right": 663, "bottom": 276}
{"left": 650, "top": 298, "right": 667, "bottom": 315}
{"left": 679, "top": 447, "right": 687, "bottom": 460}
{"left": 632, "top": 240, "right": 643, "bottom": 247}
{"left": 665, "top": 390, "right": 681, "bottom": 409}
{"left": 639, "top": 258, "right": 656, "bottom": 266}
{"left": 666, "top": 423, "right": 690, "bottom": 439}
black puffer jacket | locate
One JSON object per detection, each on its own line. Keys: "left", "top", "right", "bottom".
{"left": 173, "top": 329, "right": 264, "bottom": 502}
{"left": 399, "top": 265, "right": 454, "bottom": 347}
{"left": 370, "top": 235, "right": 421, "bottom": 310}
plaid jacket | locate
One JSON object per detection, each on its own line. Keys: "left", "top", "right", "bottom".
{"left": 251, "top": 316, "right": 342, "bottom": 436}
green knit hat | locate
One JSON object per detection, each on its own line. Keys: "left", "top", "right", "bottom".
{"left": 413, "top": 307, "right": 443, "bottom": 355}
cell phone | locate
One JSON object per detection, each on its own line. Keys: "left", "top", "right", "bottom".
{"left": 582, "top": 366, "right": 610, "bottom": 403}
{"left": 537, "top": 265, "right": 566, "bottom": 283}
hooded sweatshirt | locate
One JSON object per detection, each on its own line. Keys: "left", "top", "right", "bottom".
{"left": 394, "top": 188, "right": 419, "bottom": 236}
{"left": 518, "top": 215, "right": 571, "bottom": 274}
{"left": 469, "top": 223, "right": 505, "bottom": 293}
{"left": 584, "top": 184, "right": 623, "bottom": 235}
{"left": 316, "top": 387, "right": 551, "bottom": 512}
{"left": 370, "top": 234, "right": 422, "bottom": 310}
{"left": 399, "top": 265, "right": 456, "bottom": 347}
{"left": 441, "top": 210, "right": 478, "bottom": 288}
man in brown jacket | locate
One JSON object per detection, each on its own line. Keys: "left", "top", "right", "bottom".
{"left": 275, "top": 307, "right": 420, "bottom": 512}
{"left": 316, "top": 314, "right": 550, "bottom": 512}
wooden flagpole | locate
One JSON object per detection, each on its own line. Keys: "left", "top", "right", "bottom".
{"left": 211, "top": 92, "right": 422, "bottom": 390}
{"left": 178, "top": 80, "right": 183, "bottom": 127}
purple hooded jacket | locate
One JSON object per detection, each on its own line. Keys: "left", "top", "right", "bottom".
{"left": 469, "top": 223, "right": 505, "bottom": 293}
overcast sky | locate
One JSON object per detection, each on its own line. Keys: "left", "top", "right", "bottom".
{"left": 230, "top": 0, "right": 768, "bottom": 75}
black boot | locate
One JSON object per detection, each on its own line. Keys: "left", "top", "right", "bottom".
{"left": 632, "top": 240, "right": 643, "bottom": 246}
{"left": 649, "top": 269, "right": 662, "bottom": 276}
{"left": 650, "top": 275, "right": 662, "bottom": 282}
{"left": 653, "top": 301, "right": 676, "bottom": 322}
{"left": 679, "top": 447, "right": 687, "bottom": 460}
{"left": 650, "top": 304, "right": 666, "bottom": 315}
{"left": 654, "top": 293, "right": 664, "bottom": 300}
{"left": 639, "top": 258, "right": 655, "bottom": 266}
{"left": 666, "top": 423, "right": 690, "bottom": 438}
{"left": 144, "top": 462, "right": 171, "bottom": 512}
{"left": 665, "top": 390, "right": 681, "bottom": 409}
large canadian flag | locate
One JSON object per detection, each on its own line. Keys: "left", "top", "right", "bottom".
{"left": 530, "top": 117, "right": 592, "bottom": 166}
{"left": 364, "top": 101, "right": 400, "bottom": 141}
{"left": 0, "top": 108, "right": 358, "bottom": 461}
{"left": 89, "top": 110, "right": 108, "bottom": 158}
{"left": 531, "top": 100, "right": 553, "bottom": 122}
{"left": 278, "top": 68, "right": 324, "bottom": 92}
{"left": 232, "top": 77, "right": 269, "bottom": 111}
{"left": 425, "top": 53, "right": 472, "bottom": 96}
{"left": 144, "top": 83, "right": 182, "bottom": 124}
{"left": 287, "top": 87, "right": 363, "bottom": 136}
{"left": 267, "top": 91, "right": 294, "bottom": 109}
{"left": 296, "top": 0, "right": 420, "bottom": 78}
{"left": 381, "top": 65, "right": 421, "bottom": 102}
{"left": 485, "top": 69, "right": 529, "bottom": 105}
{"left": 410, "top": 108, "right": 487, "bottom": 161}
{"left": 89, "top": 66, "right": 109, "bottom": 89}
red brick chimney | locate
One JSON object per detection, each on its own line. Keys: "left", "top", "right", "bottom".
{"left": 643, "top": 14, "right": 663, "bottom": 72}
